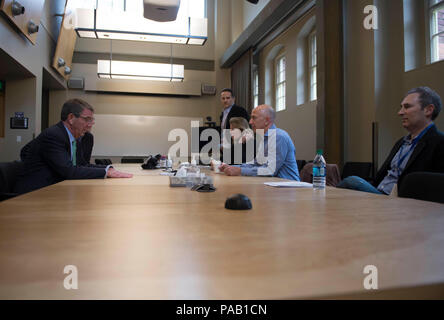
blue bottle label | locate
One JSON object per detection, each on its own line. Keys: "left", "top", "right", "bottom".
{"left": 313, "top": 167, "right": 326, "bottom": 177}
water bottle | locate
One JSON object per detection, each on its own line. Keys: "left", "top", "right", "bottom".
{"left": 160, "top": 156, "right": 167, "bottom": 168}
{"left": 313, "top": 149, "right": 326, "bottom": 189}
{"left": 186, "top": 156, "right": 200, "bottom": 177}
{"left": 166, "top": 155, "right": 173, "bottom": 169}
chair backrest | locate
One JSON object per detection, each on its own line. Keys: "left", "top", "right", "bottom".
{"left": 0, "top": 161, "right": 24, "bottom": 199}
{"left": 121, "top": 157, "right": 144, "bottom": 164}
{"left": 342, "top": 162, "right": 373, "bottom": 181}
{"left": 300, "top": 162, "right": 342, "bottom": 187}
{"left": 398, "top": 172, "right": 444, "bottom": 204}
{"left": 296, "top": 160, "right": 306, "bottom": 172}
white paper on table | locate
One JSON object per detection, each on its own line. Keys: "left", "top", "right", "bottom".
{"left": 264, "top": 181, "right": 313, "bottom": 188}
{"left": 160, "top": 172, "right": 176, "bottom": 176}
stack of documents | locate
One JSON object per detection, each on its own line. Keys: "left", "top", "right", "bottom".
{"left": 264, "top": 181, "right": 313, "bottom": 188}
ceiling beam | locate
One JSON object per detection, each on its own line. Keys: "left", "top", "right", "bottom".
{"left": 220, "top": 0, "right": 312, "bottom": 68}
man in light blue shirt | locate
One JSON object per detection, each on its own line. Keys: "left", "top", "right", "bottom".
{"left": 219, "top": 105, "right": 300, "bottom": 181}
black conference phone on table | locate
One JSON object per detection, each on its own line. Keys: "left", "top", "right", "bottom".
{"left": 141, "top": 154, "right": 161, "bottom": 170}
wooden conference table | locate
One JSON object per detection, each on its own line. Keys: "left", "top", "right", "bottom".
{"left": 0, "top": 164, "right": 443, "bottom": 299}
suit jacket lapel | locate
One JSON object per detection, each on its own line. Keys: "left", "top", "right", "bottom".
{"left": 403, "top": 125, "right": 436, "bottom": 173}
{"left": 223, "top": 105, "right": 235, "bottom": 129}
{"left": 57, "top": 121, "right": 72, "bottom": 152}
{"left": 384, "top": 139, "right": 404, "bottom": 170}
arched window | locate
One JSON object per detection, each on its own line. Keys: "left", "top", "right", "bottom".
{"left": 275, "top": 54, "right": 286, "bottom": 112}
{"left": 308, "top": 30, "right": 317, "bottom": 101}
{"left": 429, "top": 0, "right": 444, "bottom": 63}
{"left": 295, "top": 15, "right": 316, "bottom": 105}
{"left": 264, "top": 44, "right": 284, "bottom": 108}
{"left": 253, "top": 69, "right": 259, "bottom": 108}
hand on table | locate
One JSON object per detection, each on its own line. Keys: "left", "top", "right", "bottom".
{"left": 210, "top": 159, "right": 221, "bottom": 171}
{"left": 107, "top": 167, "right": 133, "bottom": 178}
{"left": 219, "top": 163, "right": 241, "bottom": 176}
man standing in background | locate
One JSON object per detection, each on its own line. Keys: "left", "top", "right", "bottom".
{"left": 219, "top": 88, "right": 250, "bottom": 163}
{"left": 219, "top": 88, "right": 250, "bottom": 131}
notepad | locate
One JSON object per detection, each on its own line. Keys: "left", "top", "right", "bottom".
{"left": 264, "top": 181, "right": 313, "bottom": 188}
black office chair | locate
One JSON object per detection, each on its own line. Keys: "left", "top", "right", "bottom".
{"left": 398, "top": 172, "right": 444, "bottom": 204}
{"left": 121, "top": 157, "right": 144, "bottom": 164}
{"left": 296, "top": 160, "right": 306, "bottom": 172}
{"left": 342, "top": 162, "right": 373, "bottom": 182}
{"left": 0, "top": 161, "right": 24, "bottom": 201}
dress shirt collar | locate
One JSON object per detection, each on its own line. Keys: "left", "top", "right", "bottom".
{"left": 63, "top": 124, "right": 76, "bottom": 146}
{"left": 264, "top": 124, "right": 277, "bottom": 137}
{"left": 404, "top": 123, "right": 434, "bottom": 144}
{"left": 223, "top": 104, "right": 234, "bottom": 114}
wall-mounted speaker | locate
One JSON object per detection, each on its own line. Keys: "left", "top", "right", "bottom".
{"left": 67, "top": 77, "right": 84, "bottom": 89}
{"left": 201, "top": 84, "right": 216, "bottom": 95}
{"left": 10, "top": 117, "right": 28, "bottom": 129}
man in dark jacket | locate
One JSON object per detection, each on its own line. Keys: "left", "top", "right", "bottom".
{"left": 21, "top": 130, "right": 94, "bottom": 166}
{"left": 219, "top": 88, "right": 250, "bottom": 164}
{"left": 337, "top": 87, "right": 444, "bottom": 195}
{"left": 14, "top": 99, "right": 132, "bottom": 194}
{"left": 219, "top": 89, "right": 250, "bottom": 131}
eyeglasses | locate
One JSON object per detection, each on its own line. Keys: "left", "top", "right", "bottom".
{"left": 79, "top": 116, "right": 95, "bottom": 123}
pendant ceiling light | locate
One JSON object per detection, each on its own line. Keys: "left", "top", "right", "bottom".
{"left": 75, "top": 8, "right": 207, "bottom": 45}
{"left": 97, "top": 60, "right": 184, "bottom": 81}
{"left": 98, "top": 41, "right": 184, "bottom": 81}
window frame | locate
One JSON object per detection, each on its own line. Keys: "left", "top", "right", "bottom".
{"left": 429, "top": 0, "right": 444, "bottom": 63}
{"left": 308, "top": 30, "right": 317, "bottom": 102}
{"left": 274, "top": 54, "right": 286, "bottom": 112}
{"left": 253, "top": 69, "right": 259, "bottom": 109}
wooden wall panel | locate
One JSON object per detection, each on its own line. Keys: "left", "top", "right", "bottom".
{"left": 0, "top": 0, "right": 46, "bottom": 45}
{"left": 316, "top": 0, "right": 344, "bottom": 167}
{"left": 52, "top": 2, "right": 76, "bottom": 80}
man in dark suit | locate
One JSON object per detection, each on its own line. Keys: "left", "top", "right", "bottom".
{"left": 219, "top": 88, "right": 250, "bottom": 131}
{"left": 338, "top": 87, "right": 444, "bottom": 195}
{"left": 219, "top": 88, "right": 250, "bottom": 164}
{"left": 14, "top": 99, "right": 132, "bottom": 195}
{"left": 21, "top": 130, "right": 94, "bottom": 167}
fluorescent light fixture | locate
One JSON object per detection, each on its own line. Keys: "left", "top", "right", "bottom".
{"left": 97, "top": 60, "right": 184, "bottom": 81}
{"left": 75, "top": 8, "right": 207, "bottom": 45}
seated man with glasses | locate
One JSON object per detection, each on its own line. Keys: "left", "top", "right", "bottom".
{"left": 14, "top": 98, "right": 132, "bottom": 195}
{"left": 337, "top": 87, "right": 444, "bottom": 195}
